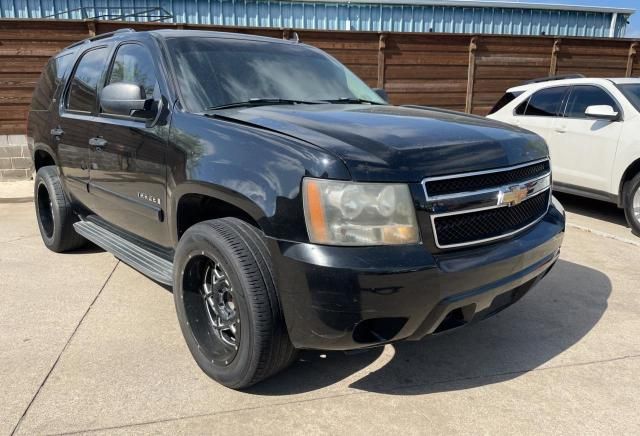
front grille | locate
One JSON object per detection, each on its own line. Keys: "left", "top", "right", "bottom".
{"left": 433, "top": 191, "right": 550, "bottom": 247}
{"left": 425, "top": 160, "right": 550, "bottom": 197}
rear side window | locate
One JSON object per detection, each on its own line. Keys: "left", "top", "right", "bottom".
{"left": 489, "top": 91, "right": 523, "bottom": 115}
{"left": 107, "top": 44, "right": 157, "bottom": 100}
{"left": 31, "top": 53, "right": 73, "bottom": 110}
{"left": 521, "top": 86, "right": 569, "bottom": 117}
{"left": 565, "top": 86, "right": 619, "bottom": 119}
{"left": 66, "top": 47, "right": 109, "bottom": 113}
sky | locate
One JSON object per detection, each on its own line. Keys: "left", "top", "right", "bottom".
{"left": 507, "top": 0, "right": 639, "bottom": 37}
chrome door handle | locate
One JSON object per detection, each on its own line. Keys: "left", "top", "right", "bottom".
{"left": 50, "top": 127, "right": 64, "bottom": 137}
{"left": 89, "top": 137, "right": 108, "bottom": 148}
{"left": 555, "top": 127, "right": 567, "bottom": 133}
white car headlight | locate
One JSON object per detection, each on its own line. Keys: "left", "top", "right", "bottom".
{"left": 302, "top": 178, "right": 420, "bottom": 246}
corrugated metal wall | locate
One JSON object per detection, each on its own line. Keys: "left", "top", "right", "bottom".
{"left": 0, "top": 0, "right": 630, "bottom": 37}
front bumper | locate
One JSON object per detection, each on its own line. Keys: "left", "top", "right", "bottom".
{"left": 269, "top": 197, "right": 565, "bottom": 350}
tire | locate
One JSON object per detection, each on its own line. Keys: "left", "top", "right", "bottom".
{"left": 623, "top": 172, "right": 640, "bottom": 236}
{"left": 173, "top": 218, "right": 297, "bottom": 389}
{"left": 34, "top": 166, "right": 86, "bottom": 252}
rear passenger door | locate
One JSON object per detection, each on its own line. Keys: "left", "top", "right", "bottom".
{"left": 512, "top": 86, "right": 569, "bottom": 175}
{"left": 54, "top": 45, "right": 111, "bottom": 208}
{"left": 553, "top": 85, "right": 624, "bottom": 192}
{"left": 89, "top": 42, "right": 170, "bottom": 247}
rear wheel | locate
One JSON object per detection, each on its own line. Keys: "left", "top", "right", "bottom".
{"left": 34, "top": 166, "right": 86, "bottom": 252}
{"left": 623, "top": 173, "right": 640, "bottom": 236}
{"left": 173, "top": 218, "right": 297, "bottom": 389}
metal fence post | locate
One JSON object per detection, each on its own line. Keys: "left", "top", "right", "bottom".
{"left": 465, "top": 36, "right": 478, "bottom": 114}
{"left": 377, "top": 33, "right": 387, "bottom": 89}
{"left": 550, "top": 39, "right": 561, "bottom": 76}
{"left": 627, "top": 42, "right": 638, "bottom": 77}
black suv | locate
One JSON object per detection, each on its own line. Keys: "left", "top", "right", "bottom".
{"left": 28, "top": 29, "right": 565, "bottom": 389}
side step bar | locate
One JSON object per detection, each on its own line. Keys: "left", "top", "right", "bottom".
{"left": 73, "top": 220, "right": 173, "bottom": 285}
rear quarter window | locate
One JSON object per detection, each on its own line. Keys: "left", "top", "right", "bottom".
{"left": 31, "top": 53, "right": 73, "bottom": 111}
{"left": 489, "top": 91, "right": 523, "bottom": 115}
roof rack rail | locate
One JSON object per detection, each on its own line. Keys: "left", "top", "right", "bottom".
{"left": 524, "top": 74, "right": 586, "bottom": 85}
{"left": 65, "top": 28, "right": 136, "bottom": 50}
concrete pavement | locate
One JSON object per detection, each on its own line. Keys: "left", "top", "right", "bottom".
{"left": 1, "top": 191, "right": 639, "bottom": 435}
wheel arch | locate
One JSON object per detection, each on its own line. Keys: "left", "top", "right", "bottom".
{"left": 170, "top": 182, "right": 271, "bottom": 246}
{"left": 618, "top": 157, "right": 640, "bottom": 207}
{"left": 32, "top": 144, "right": 57, "bottom": 171}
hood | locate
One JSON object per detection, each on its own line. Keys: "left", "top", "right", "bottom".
{"left": 210, "top": 104, "right": 549, "bottom": 182}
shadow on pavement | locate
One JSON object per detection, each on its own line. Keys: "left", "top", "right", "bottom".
{"left": 555, "top": 192, "right": 627, "bottom": 227}
{"left": 249, "top": 259, "right": 610, "bottom": 396}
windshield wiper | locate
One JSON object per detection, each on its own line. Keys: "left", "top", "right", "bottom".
{"left": 206, "top": 98, "right": 321, "bottom": 111}
{"left": 319, "top": 97, "right": 385, "bottom": 105}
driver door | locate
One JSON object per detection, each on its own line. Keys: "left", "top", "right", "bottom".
{"left": 89, "top": 42, "right": 170, "bottom": 247}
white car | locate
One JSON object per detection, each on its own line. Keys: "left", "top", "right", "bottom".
{"left": 488, "top": 76, "right": 640, "bottom": 234}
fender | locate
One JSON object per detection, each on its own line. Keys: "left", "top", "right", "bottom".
{"left": 166, "top": 111, "right": 351, "bottom": 246}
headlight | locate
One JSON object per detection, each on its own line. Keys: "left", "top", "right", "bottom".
{"left": 302, "top": 178, "right": 420, "bottom": 246}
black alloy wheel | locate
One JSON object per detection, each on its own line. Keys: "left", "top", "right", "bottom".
{"left": 182, "top": 253, "right": 240, "bottom": 365}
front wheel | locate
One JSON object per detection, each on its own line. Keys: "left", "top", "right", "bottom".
{"left": 173, "top": 218, "right": 297, "bottom": 389}
{"left": 624, "top": 173, "right": 640, "bottom": 236}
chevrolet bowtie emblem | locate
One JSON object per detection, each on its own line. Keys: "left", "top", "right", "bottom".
{"left": 498, "top": 185, "right": 529, "bottom": 207}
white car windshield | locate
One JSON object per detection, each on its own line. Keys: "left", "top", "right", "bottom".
{"left": 618, "top": 84, "right": 640, "bottom": 112}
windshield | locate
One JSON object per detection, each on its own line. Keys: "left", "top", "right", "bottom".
{"left": 166, "top": 37, "right": 386, "bottom": 112}
{"left": 618, "top": 83, "right": 640, "bottom": 112}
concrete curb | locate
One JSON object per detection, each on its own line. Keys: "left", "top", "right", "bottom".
{"left": 567, "top": 222, "right": 640, "bottom": 248}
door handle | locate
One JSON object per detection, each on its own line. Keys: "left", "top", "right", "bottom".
{"left": 89, "top": 137, "right": 108, "bottom": 149}
{"left": 50, "top": 127, "right": 64, "bottom": 137}
{"left": 555, "top": 127, "right": 567, "bottom": 134}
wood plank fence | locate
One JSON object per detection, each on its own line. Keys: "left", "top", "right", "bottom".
{"left": 1, "top": 18, "right": 639, "bottom": 135}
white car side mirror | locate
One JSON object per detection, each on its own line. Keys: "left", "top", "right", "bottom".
{"left": 585, "top": 105, "right": 620, "bottom": 121}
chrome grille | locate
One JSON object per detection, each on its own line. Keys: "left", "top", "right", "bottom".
{"left": 422, "top": 159, "right": 552, "bottom": 249}
{"left": 424, "top": 160, "right": 550, "bottom": 197}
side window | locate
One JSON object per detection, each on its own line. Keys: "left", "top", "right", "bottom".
{"left": 565, "top": 86, "right": 619, "bottom": 119}
{"left": 523, "top": 86, "right": 568, "bottom": 117}
{"left": 67, "top": 47, "right": 109, "bottom": 113}
{"left": 32, "top": 53, "right": 73, "bottom": 110}
{"left": 106, "top": 44, "right": 157, "bottom": 100}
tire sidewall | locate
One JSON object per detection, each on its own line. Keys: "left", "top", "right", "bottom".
{"left": 173, "top": 226, "right": 257, "bottom": 388}
{"left": 624, "top": 175, "right": 640, "bottom": 235}
{"left": 34, "top": 168, "right": 63, "bottom": 249}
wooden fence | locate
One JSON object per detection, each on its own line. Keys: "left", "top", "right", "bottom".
{"left": 1, "top": 19, "right": 639, "bottom": 135}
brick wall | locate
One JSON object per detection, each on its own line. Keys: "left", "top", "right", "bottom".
{"left": 0, "top": 135, "right": 32, "bottom": 181}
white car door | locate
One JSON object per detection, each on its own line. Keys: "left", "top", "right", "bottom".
{"left": 510, "top": 86, "right": 569, "bottom": 169}
{"left": 553, "top": 85, "right": 624, "bottom": 192}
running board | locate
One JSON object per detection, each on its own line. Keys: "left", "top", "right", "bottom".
{"left": 73, "top": 220, "right": 173, "bottom": 285}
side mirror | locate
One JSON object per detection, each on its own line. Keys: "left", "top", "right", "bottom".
{"left": 101, "top": 82, "right": 154, "bottom": 118}
{"left": 585, "top": 105, "right": 620, "bottom": 121}
{"left": 373, "top": 88, "right": 389, "bottom": 103}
